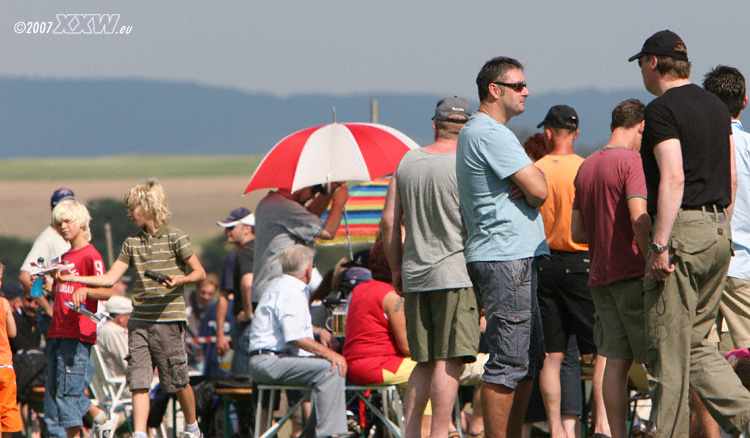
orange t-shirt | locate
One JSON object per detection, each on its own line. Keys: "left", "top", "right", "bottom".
{"left": 536, "top": 154, "right": 589, "bottom": 252}
{"left": 0, "top": 298, "right": 13, "bottom": 365}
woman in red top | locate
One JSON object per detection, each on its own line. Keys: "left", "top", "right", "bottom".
{"left": 341, "top": 268, "right": 414, "bottom": 386}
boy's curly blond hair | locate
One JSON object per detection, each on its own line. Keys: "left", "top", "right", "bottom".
{"left": 124, "top": 179, "right": 171, "bottom": 228}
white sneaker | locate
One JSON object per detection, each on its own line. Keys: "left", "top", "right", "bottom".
{"left": 181, "top": 431, "right": 204, "bottom": 438}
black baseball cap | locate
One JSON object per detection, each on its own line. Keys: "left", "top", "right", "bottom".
{"left": 628, "top": 30, "right": 688, "bottom": 63}
{"left": 537, "top": 105, "right": 579, "bottom": 130}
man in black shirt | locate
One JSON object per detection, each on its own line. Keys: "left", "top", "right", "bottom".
{"left": 216, "top": 207, "right": 256, "bottom": 374}
{"left": 629, "top": 29, "right": 750, "bottom": 438}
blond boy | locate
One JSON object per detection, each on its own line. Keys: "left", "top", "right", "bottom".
{"left": 45, "top": 199, "right": 113, "bottom": 438}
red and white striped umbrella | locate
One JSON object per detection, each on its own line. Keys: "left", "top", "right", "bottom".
{"left": 243, "top": 123, "right": 419, "bottom": 194}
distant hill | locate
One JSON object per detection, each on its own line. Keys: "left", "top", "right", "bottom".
{"left": 0, "top": 77, "right": 655, "bottom": 159}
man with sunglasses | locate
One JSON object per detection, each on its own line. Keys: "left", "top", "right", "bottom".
{"left": 457, "top": 57, "right": 549, "bottom": 438}
{"left": 629, "top": 30, "right": 750, "bottom": 438}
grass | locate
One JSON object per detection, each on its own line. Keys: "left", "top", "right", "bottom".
{"left": 0, "top": 154, "right": 263, "bottom": 180}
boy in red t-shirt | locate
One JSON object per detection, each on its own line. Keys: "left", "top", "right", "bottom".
{"left": 44, "top": 199, "right": 113, "bottom": 438}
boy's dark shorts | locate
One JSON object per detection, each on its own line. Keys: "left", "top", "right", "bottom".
{"left": 127, "top": 320, "right": 190, "bottom": 393}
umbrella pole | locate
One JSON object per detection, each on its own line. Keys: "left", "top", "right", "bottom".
{"left": 343, "top": 206, "right": 354, "bottom": 260}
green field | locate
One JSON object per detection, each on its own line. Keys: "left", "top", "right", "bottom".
{"left": 0, "top": 155, "right": 263, "bottom": 180}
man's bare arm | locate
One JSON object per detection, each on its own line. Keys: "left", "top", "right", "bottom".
{"left": 510, "top": 164, "right": 548, "bottom": 208}
{"left": 627, "top": 196, "right": 651, "bottom": 258}
{"left": 648, "top": 139, "right": 684, "bottom": 281}
{"left": 318, "top": 187, "right": 350, "bottom": 240}
{"left": 237, "top": 273, "right": 253, "bottom": 322}
{"left": 215, "top": 291, "right": 231, "bottom": 355}
{"left": 381, "top": 175, "right": 404, "bottom": 292}
{"left": 570, "top": 210, "right": 587, "bottom": 244}
{"left": 728, "top": 134, "right": 738, "bottom": 221}
{"left": 19, "top": 271, "right": 32, "bottom": 294}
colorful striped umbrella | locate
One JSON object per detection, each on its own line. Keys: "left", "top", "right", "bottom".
{"left": 318, "top": 175, "right": 391, "bottom": 247}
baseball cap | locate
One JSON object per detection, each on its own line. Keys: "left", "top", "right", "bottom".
{"left": 217, "top": 207, "right": 252, "bottom": 228}
{"left": 240, "top": 213, "right": 255, "bottom": 226}
{"left": 0, "top": 282, "right": 24, "bottom": 301}
{"left": 106, "top": 296, "right": 133, "bottom": 314}
{"left": 537, "top": 105, "right": 579, "bottom": 129}
{"left": 51, "top": 188, "right": 75, "bottom": 208}
{"left": 433, "top": 96, "right": 472, "bottom": 123}
{"left": 628, "top": 29, "right": 688, "bottom": 63}
{"left": 339, "top": 267, "right": 372, "bottom": 295}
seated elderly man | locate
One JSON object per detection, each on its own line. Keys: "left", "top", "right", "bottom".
{"left": 248, "top": 244, "right": 348, "bottom": 438}
{"left": 97, "top": 295, "right": 133, "bottom": 383}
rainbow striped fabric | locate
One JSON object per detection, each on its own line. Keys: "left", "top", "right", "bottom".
{"left": 318, "top": 175, "right": 391, "bottom": 246}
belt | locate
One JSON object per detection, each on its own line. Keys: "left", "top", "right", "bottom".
{"left": 249, "top": 349, "right": 280, "bottom": 357}
{"left": 681, "top": 204, "right": 725, "bottom": 213}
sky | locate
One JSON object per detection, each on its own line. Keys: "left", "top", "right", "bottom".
{"left": 3, "top": 1, "right": 750, "bottom": 102}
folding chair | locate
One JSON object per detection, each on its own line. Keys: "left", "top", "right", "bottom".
{"left": 90, "top": 344, "right": 133, "bottom": 438}
{"left": 345, "top": 384, "right": 404, "bottom": 438}
{"left": 254, "top": 384, "right": 313, "bottom": 438}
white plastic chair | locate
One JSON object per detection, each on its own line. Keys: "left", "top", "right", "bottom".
{"left": 90, "top": 344, "right": 132, "bottom": 438}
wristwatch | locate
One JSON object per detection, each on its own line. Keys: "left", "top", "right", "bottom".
{"left": 649, "top": 242, "right": 668, "bottom": 253}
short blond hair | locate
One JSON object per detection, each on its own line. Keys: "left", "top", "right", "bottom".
{"left": 52, "top": 199, "right": 92, "bottom": 241}
{"left": 124, "top": 179, "right": 171, "bottom": 228}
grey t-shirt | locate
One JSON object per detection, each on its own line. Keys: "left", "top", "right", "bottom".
{"left": 251, "top": 192, "right": 324, "bottom": 302}
{"left": 397, "top": 149, "right": 472, "bottom": 292}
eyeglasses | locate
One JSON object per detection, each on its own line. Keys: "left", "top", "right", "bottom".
{"left": 493, "top": 82, "right": 527, "bottom": 92}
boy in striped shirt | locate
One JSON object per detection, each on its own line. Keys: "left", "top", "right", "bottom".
{"left": 61, "top": 179, "right": 206, "bottom": 438}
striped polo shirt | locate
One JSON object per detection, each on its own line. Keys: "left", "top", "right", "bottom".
{"left": 117, "top": 224, "right": 194, "bottom": 322}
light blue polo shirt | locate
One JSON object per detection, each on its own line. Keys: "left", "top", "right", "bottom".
{"left": 456, "top": 113, "right": 549, "bottom": 262}
{"left": 729, "top": 120, "right": 750, "bottom": 280}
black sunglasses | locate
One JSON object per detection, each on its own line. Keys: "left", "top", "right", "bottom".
{"left": 493, "top": 82, "right": 527, "bottom": 92}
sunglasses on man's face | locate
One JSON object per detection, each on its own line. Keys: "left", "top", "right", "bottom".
{"left": 493, "top": 82, "right": 527, "bottom": 92}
